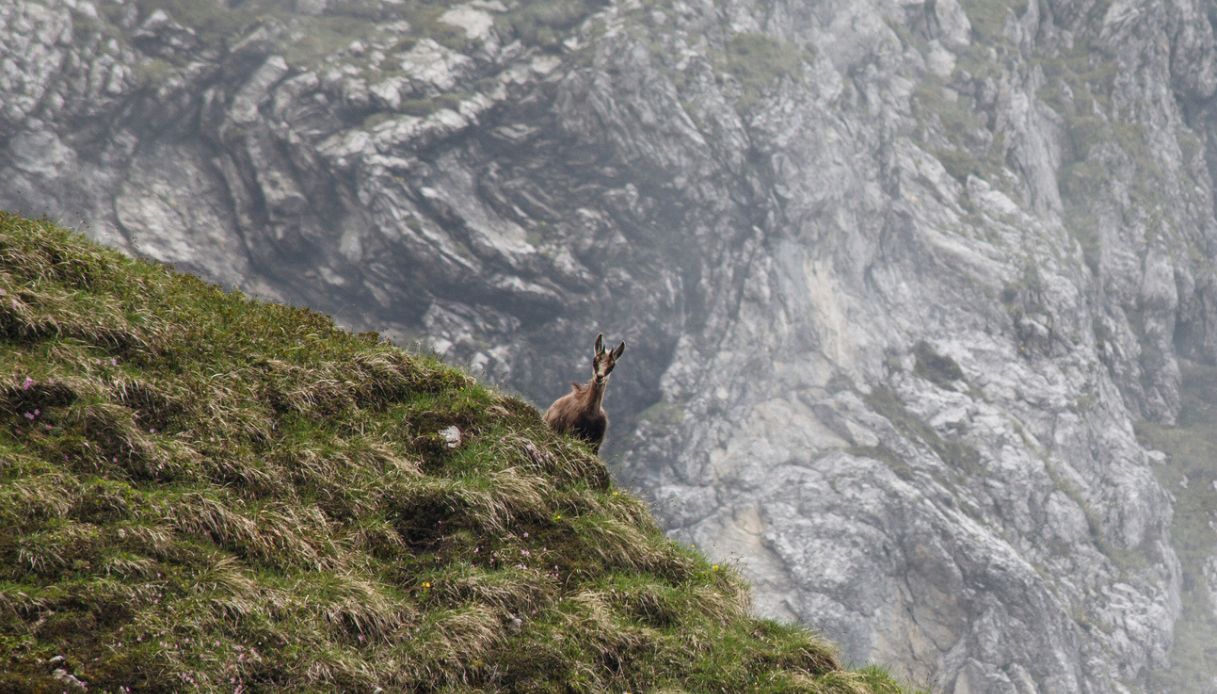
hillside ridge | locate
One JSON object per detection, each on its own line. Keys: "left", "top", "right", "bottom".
{"left": 0, "top": 212, "right": 903, "bottom": 692}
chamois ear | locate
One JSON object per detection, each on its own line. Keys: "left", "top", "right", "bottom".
{"left": 594, "top": 333, "right": 605, "bottom": 355}
{"left": 611, "top": 341, "right": 625, "bottom": 360}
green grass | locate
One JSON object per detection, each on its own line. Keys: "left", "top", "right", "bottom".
{"left": 722, "top": 32, "right": 808, "bottom": 109}
{"left": 910, "top": 77, "right": 1007, "bottom": 185}
{"left": 0, "top": 212, "right": 905, "bottom": 692}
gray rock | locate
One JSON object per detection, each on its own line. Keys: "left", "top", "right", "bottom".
{"left": 51, "top": 668, "right": 86, "bottom": 690}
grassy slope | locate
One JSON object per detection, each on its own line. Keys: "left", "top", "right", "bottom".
{"left": 0, "top": 212, "right": 902, "bottom": 692}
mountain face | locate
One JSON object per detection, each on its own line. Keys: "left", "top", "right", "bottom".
{"left": 5, "top": 0, "right": 1217, "bottom": 691}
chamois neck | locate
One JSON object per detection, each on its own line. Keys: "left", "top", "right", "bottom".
{"left": 583, "top": 376, "right": 608, "bottom": 411}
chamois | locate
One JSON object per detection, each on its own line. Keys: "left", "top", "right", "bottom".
{"left": 544, "top": 333, "right": 625, "bottom": 454}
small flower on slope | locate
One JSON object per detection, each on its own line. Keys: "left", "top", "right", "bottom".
{"left": 21, "top": 376, "right": 34, "bottom": 391}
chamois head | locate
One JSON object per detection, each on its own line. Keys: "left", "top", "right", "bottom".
{"left": 592, "top": 333, "right": 625, "bottom": 386}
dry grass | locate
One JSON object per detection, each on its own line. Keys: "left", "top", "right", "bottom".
{"left": 0, "top": 212, "right": 905, "bottom": 692}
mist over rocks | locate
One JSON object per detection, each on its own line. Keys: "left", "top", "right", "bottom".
{"left": 5, "top": 0, "right": 1217, "bottom": 690}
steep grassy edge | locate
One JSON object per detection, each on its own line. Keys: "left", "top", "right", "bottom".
{"left": 0, "top": 212, "right": 904, "bottom": 692}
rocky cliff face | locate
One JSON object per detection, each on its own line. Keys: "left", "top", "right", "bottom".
{"left": 5, "top": 0, "right": 1217, "bottom": 690}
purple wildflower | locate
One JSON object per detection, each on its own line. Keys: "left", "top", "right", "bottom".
{"left": 21, "top": 376, "right": 33, "bottom": 391}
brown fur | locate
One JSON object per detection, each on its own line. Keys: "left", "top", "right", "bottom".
{"left": 544, "top": 334, "right": 625, "bottom": 454}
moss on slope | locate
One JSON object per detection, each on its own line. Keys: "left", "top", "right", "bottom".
{"left": 0, "top": 212, "right": 902, "bottom": 692}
